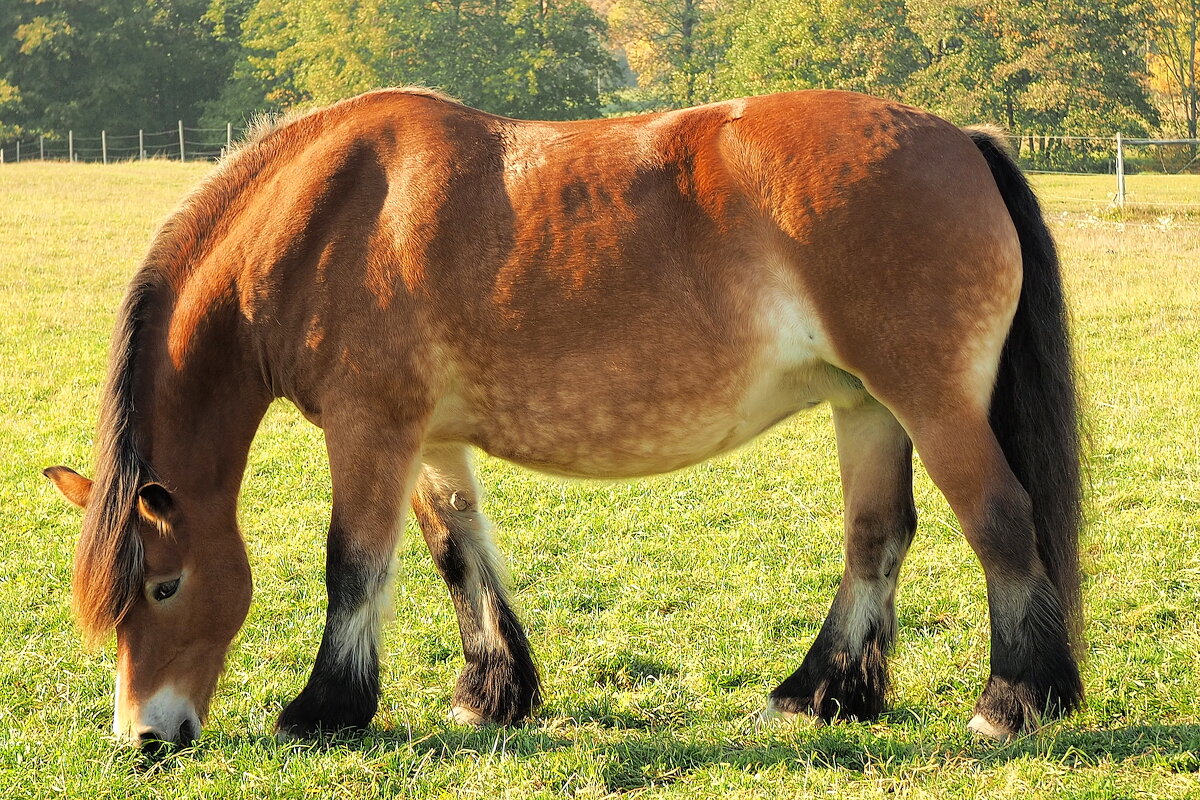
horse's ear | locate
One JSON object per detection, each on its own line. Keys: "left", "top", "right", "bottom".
{"left": 136, "top": 483, "right": 175, "bottom": 529}
{"left": 43, "top": 466, "right": 93, "bottom": 508}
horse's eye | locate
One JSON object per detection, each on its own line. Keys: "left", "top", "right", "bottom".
{"left": 153, "top": 578, "right": 180, "bottom": 602}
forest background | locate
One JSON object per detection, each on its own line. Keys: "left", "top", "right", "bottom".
{"left": 0, "top": 0, "right": 1197, "bottom": 159}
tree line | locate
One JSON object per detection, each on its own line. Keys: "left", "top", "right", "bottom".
{"left": 0, "top": 0, "right": 1196, "bottom": 145}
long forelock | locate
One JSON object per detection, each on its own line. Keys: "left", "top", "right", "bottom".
{"left": 72, "top": 275, "right": 161, "bottom": 642}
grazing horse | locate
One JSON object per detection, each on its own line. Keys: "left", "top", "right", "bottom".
{"left": 44, "top": 87, "right": 1083, "bottom": 750}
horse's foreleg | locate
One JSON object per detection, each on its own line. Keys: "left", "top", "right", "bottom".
{"left": 768, "top": 399, "right": 916, "bottom": 722}
{"left": 413, "top": 445, "right": 540, "bottom": 726}
{"left": 275, "top": 417, "right": 421, "bottom": 739}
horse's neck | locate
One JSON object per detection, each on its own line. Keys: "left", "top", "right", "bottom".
{"left": 135, "top": 283, "right": 272, "bottom": 501}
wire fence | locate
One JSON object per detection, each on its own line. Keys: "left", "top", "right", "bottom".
{"left": 3, "top": 126, "right": 1198, "bottom": 173}
{"left": 2, "top": 125, "right": 1197, "bottom": 216}
{"left": 1001, "top": 134, "right": 1200, "bottom": 176}
{"left": 0, "top": 123, "right": 244, "bottom": 164}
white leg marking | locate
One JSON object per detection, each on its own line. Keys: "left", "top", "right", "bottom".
{"left": 330, "top": 559, "right": 396, "bottom": 678}
{"left": 754, "top": 698, "right": 829, "bottom": 731}
{"left": 421, "top": 447, "right": 512, "bottom": 655}
{"left": 841, "top": 579, "right": 893, "bottom": 655}
{"left": 448, "top": 705, "right": 489, "bottom": 727}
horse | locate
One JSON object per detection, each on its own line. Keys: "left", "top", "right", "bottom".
{"left": 44, "top": 87, "right": 1083, "bottom": 751}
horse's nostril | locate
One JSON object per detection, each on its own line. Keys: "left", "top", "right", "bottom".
{"left": 178, "top": 719, "right": 198, "bottom": 748}
{"left": 138, "top": 730, "right": 173, "bottom": 758}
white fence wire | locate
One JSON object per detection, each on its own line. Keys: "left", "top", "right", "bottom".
{"left": 1, "top": 123, "right": 243, "bottom": 165}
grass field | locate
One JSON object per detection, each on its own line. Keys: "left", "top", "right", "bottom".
{"left": 1, "top": 162, "right": 1197, "bottom": 799}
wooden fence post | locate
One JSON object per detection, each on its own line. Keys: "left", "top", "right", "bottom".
{"left": 178, "top": 121, "right": 185, "bottom": 162}
{"left": 1115, "top": 133, "right": 1126, "bottom": 208}
{"left": 102, "top": 131, "right": 107, "bottom": 165}
{"left": 68, "top": 130, "right": 73, "bottom": 162}
{"left": 15, "top": 140, "right": 19, "bottom": 162}
{"left": 139, "top": 129, "right": 144, "bottom": 161}
{"left": 39, "top": 135, "right": 44, "bottom": 160}
{"left": 227, "top": 122, "right": 232, "bottom": 150}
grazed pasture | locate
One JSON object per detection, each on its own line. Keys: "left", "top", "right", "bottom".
{"left": 1, "top": 162, "right": 1197, "bottom": 798}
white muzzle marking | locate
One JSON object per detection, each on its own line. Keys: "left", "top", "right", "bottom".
{"left": 115, "top": 682, "right": 201, "bottom": 746}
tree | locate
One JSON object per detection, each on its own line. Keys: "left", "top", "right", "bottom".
{"left": 1148, "top": 0, "right": 1199, "bottom": 138}
{"left": 716, "top": 0, "right": 923, "bottom": 101}
{"left": 906, "top": 0, "right": 1158, "bottom": 135}
{"left": 607, "top": 0, "right": 732, "bottom": 108}
{"left": 0, "top": 0, "right": 241, "bottom": 135}
{"left": 499, "top": 0, "right": 621, "bottom": 119}
{"left": 220, "top": 0, "right": 617, "bottom": 120}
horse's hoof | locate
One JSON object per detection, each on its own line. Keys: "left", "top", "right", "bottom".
{"left": 754, "top": 698, "right": 828, "bottom": 731}
{"left": 759, "top": 698, "right": 797, "bottom": 725}
{"left": 967, "top": 713, "right": 1016, "bottom": 741}
{"left": 448, "top": 705, "right": 490, "bottom": 727}
{"left": 274, "top": 726, "right": 304, "bottom": 743}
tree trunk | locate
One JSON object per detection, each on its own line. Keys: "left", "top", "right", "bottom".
{"left": 681, "top": 0, "right": 696, "bottom": 106}
{"left": 1188, "top": 0, "right": 1197, "bottom": 140}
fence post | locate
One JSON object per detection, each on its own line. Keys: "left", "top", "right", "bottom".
{"left": 39, "top": 135, "right": 44, "bottom": 160}
{"left": 1115, "top": 132, "right": 1125, "bottom": 208}
{"left": 139, "top": 129, "right": 144, "bottom": 161}
{"left": 68, "top": 130, "right": 73, "bottom": 162}
{"left": 178, "top": 120, "right": 185, "bottom": 162}
{"left": 1, "top": 149, "right": 4, "bottom": 164}
{"left": 227, "top": 122, "right": 232, "bottom": 150}
{"left": 15, "top": 140, "right": 19, "bottom": 162}
{"left": 102, "top": 131, "right": 107, "bottom": 165}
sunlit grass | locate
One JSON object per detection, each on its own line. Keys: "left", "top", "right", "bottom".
{"left": 1, "top": 162, "right": 1197, "bottom": 798}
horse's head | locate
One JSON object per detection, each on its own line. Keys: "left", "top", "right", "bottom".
{"left": 44, "top": 465, "right": 252, "bottom": 752}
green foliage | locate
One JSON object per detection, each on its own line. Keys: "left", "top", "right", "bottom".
{"left": 906, "top": 0, "right": 1159, "bottom": 134}
{"left": 218, "top": 0, "right": 618, "bottom": 120}
{"left": 0, "top": 0, "right": 1183, "bottom": 151}
{"left": 0, "top": 0, "right": 240, "bottom": 134}
{"left": 1147, "top": 0, "right": 1200, "bottom": 138}
{"left": 710, "top": 0, "right": 1159, "bottom": 136}
{"left": 607, "top": 0, "right": 734, "bottom": 109}
{"left": 717, "top": 0, "right": 923, "bottom": 100}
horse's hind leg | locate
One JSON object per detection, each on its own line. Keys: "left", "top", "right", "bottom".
{"left": 276, "top": 414, "right": 423, "bottom": 738}
{"left": 769, "top": 398, "right": 916, "bottom": 722}
{"left": 899, "top": 406, "right": 1081, "bottom": 737}
{"left": 413, "top": 445, "right": 540, "bottom": 725}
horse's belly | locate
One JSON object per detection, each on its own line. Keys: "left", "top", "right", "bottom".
{"left": 477, "top": 400, "right": 786, "bottom": 478}
{"left": 425, "top": 266, "right": 860, "bottom": 477}
{"left": 432, "top": 358, "right": 856, "bottom": 480}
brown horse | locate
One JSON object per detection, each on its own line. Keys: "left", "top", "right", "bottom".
{"left": 45, "top": 87, "right": 1083, "bottom": 750}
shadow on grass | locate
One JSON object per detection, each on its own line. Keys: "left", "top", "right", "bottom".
{"left": 190, "top": 719, "right": 1200, "bottom": 792}
{"left": 592, "top": 722, "right": 1200, "bottom": 792}
{"left": 979, "top": 723, "right": 1200, "bottom": 769}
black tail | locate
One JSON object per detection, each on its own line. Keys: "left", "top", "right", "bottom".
{"left": 967, "top": 128, "right": 1084, "bottom": 647}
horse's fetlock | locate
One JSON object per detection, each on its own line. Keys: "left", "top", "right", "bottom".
{"left": 452, "top": 647, "right": 541, "bottom": 726}
{"left": 770, "top": 632, "right": 889, "bottom": 723}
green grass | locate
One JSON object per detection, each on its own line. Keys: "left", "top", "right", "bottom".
{"left": 1, "top": 162, "right": 1198, "bottom": 798}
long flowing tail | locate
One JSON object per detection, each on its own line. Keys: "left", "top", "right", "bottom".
{"left": 966, "top": 127, "right": 1084, "bottom": 647}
